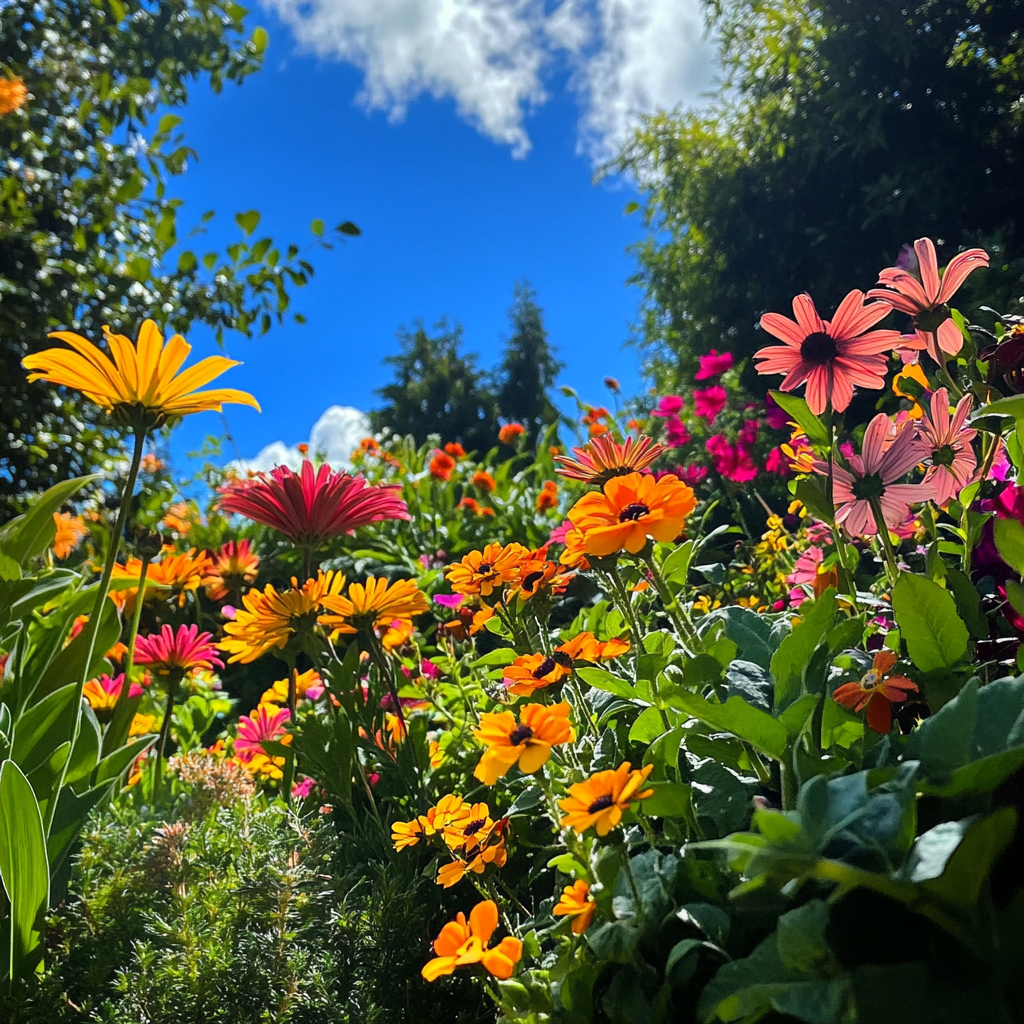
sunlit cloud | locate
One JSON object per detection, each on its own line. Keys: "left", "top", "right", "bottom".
{"left": 238, "top": 404, "right": 370, "bottom": 472}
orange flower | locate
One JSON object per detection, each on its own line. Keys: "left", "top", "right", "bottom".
{"left": 111, "top": 548, "right": 213, "bottom": 611}
{"left": 892, "top": 362, "right": 930, "bottom": 419}
{"left": 474, "top": 702, "right": 573, "bottom": 784}
{"left": 319, "top": 576, "right": 429, "bottom": 635}
{"left": 391, "top": 794, "right": 468, "bottom": 851}
{"left": 555, "top": 434, "right": 666, "bottom": 486}
{"left": 832, "top": 650, "right": 918, "bottom": 734}
{"left": 421, "top": 900, "right": 522, "bottom": 982}
{"left": 203, "top": 539, "right": 260, "bottom": 602}
{"left": 553, "top": 880, "right": 596, "bottom": 934}
{"left": 140, "top": 453, "right": 164, "bottom": 473}
{"left": 429, "top": 451, "right": 456, "bottom": 481}
{"left": 0, "top": 77, "right": 28, "bottom": 116}
{"left": 513, "top": 555, "right": 575, "bottom": 601}
{"left": 504, "top": 632, "right": 629, "bottom": 697}
{"left": 444, "top": 442, "right": 466, "bottom": 458}
{"left": 472, "top": 470, "right": 496, "bottom": 493}
{"left": 445, "top": 542, "right": 529, "bottom": 597}
{"left": 52, "top": 512, "right": 87, "bottom": 559}
{"left": 536, "top": 480, "right": 559, "bottom": 512}
{"left": 161, "top": 501, "right": 194, "bottom": 535}
{"left": 499, "top": 423, "right": 526, "bottom": 445}
{"left": 566, "top": 472, "right": 696, "bottom": 557}
{"left": 559, "top": 762, "right": 654, "bottom": 836}
{"left": 458, "top": 496, "right": 482, "bottom": 514}
{"left": 297, "top": 442, "right": 310, "bottom": 455}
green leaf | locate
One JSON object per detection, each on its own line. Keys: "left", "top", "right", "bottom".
{"left": 0, "top": 476, "right": 99, "bottom": 567}
{"left": 665, "top": 690, "right": 788, "bottom": 760}
{"left": 235, "top": 210, "right": 261, "bottom": 236}
{"left": 310, "top": 218, "right": 324, "bottom": 237}
{"left": 891, "top": 574, "right": 968, "bottom": 673}
{"left": 577, "top": 667, "right": 638, "bottom": 700}
{"left": 768, "top": 391, "right": 829, "bottom": 446}
{"left": 628, "top": 705, "right": 667, "bottom": 744}
{"left": 0, "top": 760, "right": 49, "bottom": 979}
{"left": 661, "top": 540, "right": 694, "bottom": 585}
{"left": 994, "top": 518, "right": 1024, "bottom": 575}
{"left": 794, "top": 478, "right": 835, "bottom": 525}
{"left": 641, "top": 781, "right": 692, "bottom": 818}
{"left": 771, "top": 592, "right": 835, "bottom": 710}
{"left": 251, "top": 25, "right": 269, "bottom": 53}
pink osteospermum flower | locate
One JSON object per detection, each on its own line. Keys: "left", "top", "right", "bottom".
{"left": 695, "top": 349, "right": 734, "bottom": 380}
{"left": 867, "top": 238, "right": 989, "bottom": 363}
{"left": 83, "top": 673, "right": 146, "bottom": 711}
{"left": 830, "top": 414, "right": 935, "bottom": 538}
{"left": 218, "top": 460, "right": 410, "bottom": 548}
{"left": 916, "top": 388, "right": 977, "bottom": 507}
{"left": 134, "top": 624, "right": 224, "bottom": 675}
{"left": 693, "top": 386, "right": 727, "bottom": 423}
{"left": 234, "top": 703, "right": 292, "bottom": 760}
{"left": 755, "top": 291, "right": 900, "bottom": 415}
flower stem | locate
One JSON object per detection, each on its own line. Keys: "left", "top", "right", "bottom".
{"left": 869, "top": 499, "right": 900, "bottom": 584}
{"left": 153, "top": 673, "right": 181, "bottom": 803}
{"left": 640, "top": 550, "right": 700, "bottom": 651}
{"left": 601, "top": 565, "right": 642, "bottom": 643}
{"left": 105, "top": 554, "right": 150, "bottom": 754}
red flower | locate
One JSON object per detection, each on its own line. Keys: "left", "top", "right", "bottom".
{"left": 134, "top": 624, "right": 224, "bottom": 675}
{"left": 429, "top": 451, "right": 457, "bottom": 481}
{"left": 499, "top": 423, "right": 526, "bottom": 444}
{"left": 444, "top": 442, "right": 466, "bottom": 458}
{"left": 218, "top": 460, "right": 409, "bottom": 547}
{"left": 695, "top": 349, "right": 734, "bottom": 380}
{"left": 693, "top": 386, "right": 727, "bottom": 423}
{"left": 833, "top": 650, "right": 918, "bottom": 733}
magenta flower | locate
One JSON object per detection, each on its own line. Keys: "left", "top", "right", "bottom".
{"left": 432, "top": 593, "right": 464, "bottom": 609}
{"left": 693, "top": 386, "right": 727, "bottom": 423}
{"left": 868, "top": 238, "right": 989, "bottom": 363}
{"left": 292, "top": 776, "right": 315, "bottom": 799}
{"left": 235, "top": 703, "right": 291, "bottom": 760}
{"left": 765, "top": 395, "right": 789, "bottom": 430}
{"left": 651, "top": 395, "right": 684, "bottom": 418}
{"left": 134, "top": 624, "right": 224, "bottom": 675}
{"left": 916, "top": 388, "right": 977, "bottom": 506}
{"left": 831, "top": 414, "right": 934, "bottom": 537}
{"left": 695, "top": 349, "right": 734, "bottom": 380}
{"left": 664, "top": 416, "right": 690, "bottom": 448}
{"left": 679, "top": 464, "right": 708, "bottom": 487}
{"left": 218, "top": 460, "right": 410, "bottom": 548}
{"left": 788, "top": 546, "right": 825, "bottom": 607}
{"left": 765, "top": 447, "right": 790, "bottom": 475}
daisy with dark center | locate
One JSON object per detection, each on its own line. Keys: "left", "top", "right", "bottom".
{"left": 233, "top": 704, "right": 293, "bottom": 780}
{"left": 554, "top": 434, "right": 667, "bottom": 486}
{"left": 553, "top": 880, "right": 597, "bottom": 934}
{"left": 559, "top": 762, "right": 654, "bottom": 836}
{"left": 504, "top": 632, "right": 629, "bottom": 697}
{"left": 916, "top": 388, "right": 976, "bottom": 506}
{"left": 421, "top": 900, "right": 522, "bottom": 982}
{"left": 473, "top": 702, "right": 573, "bottom": 784}
{"left": 319, "top": 576, "right": 430, "bottom": 636}
{"left": 445, "top": 542, "right": 530, "bottom": 597}
{"left": 833, "top": 650, "right": 918, "bottom": 734}
{"left": 754, "top": 290, "right": 900, "bottom": 414}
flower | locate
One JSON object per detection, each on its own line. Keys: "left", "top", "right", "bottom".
{"left": 868, "top": 238, "right": 989, "bottom": 362}
{"left": 679, "top": 464, "right": 708, "bottom": 487}
{"left": 429, "top": 451, "right": 456, "bottom": 481}
{"left": 83, "top": 673, "right": 145, "bottom": 711}
{"left": 22, "top": 320, "right": 259, "bottom": 430}
{"left": 391, "top": 794, "right": 468, "bottom": 851}
{"left": 134, "top": 624, "right": 224, "bottom": 675}
{"left": 261, "top": 668, "right": 326, "bottom": 706}
{"left": 916, "top": 388, "right": 977, "bottom": 507}
{"left": 505, "top": 633, "right": 629, "bottom": 697}
{"left": 473, "top": 702, "right": 574, "bottom": 784}
{"left": 499, "top": 423, "right": 526, "bottom": 444}
{"left": 892, "top": 361, "right": 930, "bottom": 418}
{"left": 781, "top": 430, "right": 815, "bottom": 474}
{"left": 111, "top": 548, "right": 212, "bottom": 611}
{"left": 693, "top": 386, "right": 727, "bottom": 423}
{"left": 536, "top": 480, "right": 559, "bottom": 512}
{"left": 319, "top": 576, "right": 430, "bottom": 635}
{"left": 203, "top": 539, "right": 260, "bottom": 601}
{"left": 831, "top": 414, "right": 934, "bottom": 537}
{"left": 664, "top": 416, "right": 690, "bottom": 448}
{"left": 559, "top": 762, "right": 654, "bottom": 836}
{"left": 458, "top": 497, "right": 482, "bottom": 514}
{"left": 553, "top": 880, "right": 596, "bottom": 934}
{"left": 651, "top": 395, "right": 684, "bottom": 417}
{"left": 421, "top": 900, "right": 522, "bottom": 982}
{"left": 832, "top": 650, "right": 918, "bottom": 733}
{"left": 140, "top": 453, "right": 164, "bottom": 473}
{"left": 234, "top": 704, "right": 292, "bottom": 778}
{"left": 0, "top": 77, "right": 28, "bottom": 116}
{"left": 755, "top": 291, "right": 899, "bottom": 414}
{"left": 765, "top": 447, "right": 790, "bottom": 475}
{"left": 555, "top": 434, "right": 667, "bottom": 487}
{"left": 220, "top": 571, "right": 346, "bottom": 664}
{"left": 472, "top": 470, "right": 496, "bottom": 492}
{"left": 695, "top": 349, "right": 734, "bottom": 380}
{"left": 130, "top": 713, "right": 157, "bottom": 737}
{"left": 565, "top": 472, "right": 696, "bottom": 557}
{"left": 445, "top": 543, "right": 529, "bottom": 596}
{"left": 52, "top": 512, "right": 87, "bottom": 560}
{"left": 706, "top": 436, "right": 757, "bottom": 483}
{"left": 218, "top": 460, "right": 409, "bottom": 548}
{"left": 161, "top": 501, "right": 194, "bottom": 535}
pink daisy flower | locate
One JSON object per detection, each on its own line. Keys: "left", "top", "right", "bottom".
{"left": 867, "top": 238, "right": 989, "bottom": 364}
{"left": 695, "top": 349, "right": 734, "bottom": 380}
{"left": 235, "top": 703, "right": 292, "bottom": 760}
{"left": 831, "top": 414, "right": 935, "bottom": 538}
{"left": 755, "top": 291, "right": 900, "bottom": 415}
{"left": 693, "top": 386, "right": 727, "bottom": 423}
{"left": 915, "top": 388, "right": 976, "bottom": 506}
{"left": 651, "top": 395, "right": 684, "bottom": 418}
{"left": 134, "top": 624, "right": 224, "bottom": 675}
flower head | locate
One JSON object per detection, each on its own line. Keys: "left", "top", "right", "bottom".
{"left": 553, "top": 880, "right": 596, "bottom": 934}
{"left": 429, "top": 451, "right": 456, "bottom": 481}
{"left": 0, "top": 77, "right": 28, "bottom": 116}
{"left": 111, "top": 548, "right": 212, "bottom": 611}
{"left": 421, "top": 900, "right": 522, "bottom": 982}
{"left": 755, "top": 291, "right": 899, "bottom": 414}
{"left": 693, "top": 385, "right": 727, "bottom": 423}
{"left": 695, "top": 349, "right": 734, "bottom": 380}
{"left": 261, "top": 668, "right": 325, "bottom": 707}
{"left": 134, "top": 624, "right": 224, "bottom": 676}
{"left": 916, "top": 388, "right": 976, "bottom": 507}
{"left": 472, "top": 470, "right": 497, "bottom": 492}
{"left": 473, "top": 702, "right": 574, "bottom": 784}
{"left": 445, "top": 542, "right": 530, "bottom": 596}
{"left": 319, "top": 576, "right": 429, "bottom": 635}
{"left": 559, "top": 761, "right": 654, "bottom": 836}
{"left": 83, "top": 673, "right": 145, "bottom": 712}
{"left": 444, "top": 442, "right": 465, "bottom": 458}
{"left": 234, "top": 704, "right": 292, "bottom": 778}
{"left": 218, "top": 460, "right": 408, "bottom": 548}
{"left": 565, "top": 472, "right": 696, "bottom": 557}
{"left": 23, "top": 320, "right": 259, "bottom": 430}
{"left": 203, "top": 539, "right": 260, "bottom": 601}
{"left": 555, "top": 434, "right": 667, "bottom": 486}
{"left": 868, "top": 238, "right": 989, "bottom": 362}
{"left": 52, "top": 512, "right": 87, "bottom": 560}
{"left": 832, "top": 650, "right": 918, "bottom": 733}
{"left": 499, "top": 423, "right": 526, "bottom": 445}
{"left": 504, "top": 633, "right": 628, "bottom": 697}
{"left": 536, "top": 480, "right": 559, "bottom": 512}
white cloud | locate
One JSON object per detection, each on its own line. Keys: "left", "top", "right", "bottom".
{"left": 239, "top": 405, "right": 370, "bottom": 473}
{"left": 263, "top": 0, "right": 716, "bottom": 162}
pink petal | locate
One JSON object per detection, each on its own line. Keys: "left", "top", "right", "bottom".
{"left": 878, "top": 270, "right": 930, "bottom": 310}
{"left": 840, "top": 330, "right": 903, "bottom": 356}
{"left": 861, "top": 414, "right": 894, "bottom": 475}
{"left": 833, "top": 355, "right": 889, "bottom": 388}
{"left": 804, "top": 365, "right": 830, "bottom": 415}
{"left": 866, "top": 288, "right": 921, "bottom": 315}
{"left": 880, "top": 427, "right": 928, "bottom": 482}
{"left": 779, "top": 362, "right": 813, "bottom": 392}
{"left": 928, "top": 388, "right": 952, "bottom": 439}
{"left": 829, "top": 290, "right": 893, "bottom": 340}
{"left": 840, "top": 500, "right": 876, "bottom": 538}
{"left": 914, "top": 238, "right": 941, "bottom": 303}
{"left": 830, "top": 366, "right": 854, "bottom": 412}
{"left": 937, "top": 248, "right": 989, "bottom": 304}
{"left": 949, "top": 394, "right": 975, "bottom": 436}
{"left": 936, "top": 318, "right": 963, "bottom": 356}
{"left": 885, "top": 482, "right": 937, "bottom": 505}
{"left": 877, "top": 493, "right": 913, "bottom": 527}
{"left": 791, "top": 294, "right": 824, "bottom": 334}
{"left": 754, "top": 345, "right": 803, "bottom": 373}
{"left": 759, "top": 313, "right": 806, "bottom": 348}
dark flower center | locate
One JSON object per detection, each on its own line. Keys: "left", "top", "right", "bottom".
{"left": 522, "top": 571, "right": 544, "bottom": 591}
{"left": 800, "top": 331, "right": 838, "bottom": 365}
{"left": 851, "top": 473, "right": 886, "bottom": 500}
{"left": 533, "top": 657, "right": 557, "bottom": 678}
{"left": 619, "top": 503, "right": 650, "bottom": 522}
{"left": 508, "top": 725, "right": 534, "bottom": 745}
{"left": 464, "top": 818, "right": 486, "bottom": 835}
{"left": 913, "top": 304, "right": 951, "bottom": 334}
{"left": 552, "top": 651, "right": 574, "bottom": 668}
{"left": 933, "top": 444, "right": 956, "bottom": 467}
{"left": 477, "top": 563, "right": 492, "bottom": 574}
{"left": 587, "top": 794, "right": 615, "bottom": 814}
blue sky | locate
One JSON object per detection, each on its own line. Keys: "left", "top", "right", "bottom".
{"left": 167, "top": 0, "right": 716, "bottom": 470}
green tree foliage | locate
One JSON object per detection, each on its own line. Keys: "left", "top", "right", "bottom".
{"left": 0, "top": 0, "right": 358, "bottom": 511}
{"left": 370, "top": 319, "right": 499, "bottom": 453}
{"left": 613, "top": 0, "right": 1024, "bottom": 389}
{"left": 494, "top": 281, "right": 563, "bottom": 444}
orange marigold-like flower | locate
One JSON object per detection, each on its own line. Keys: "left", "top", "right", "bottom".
{"left": 512, "top": 553, "right": 575, "bottom": 601}
{"left": 161, "top": 501, "right": 194, "bottom": 535}
{"left": 52, "top": 512, "right": 87, "bottom": 559}
{"left": 458, "top": 496, "right": 482, "bottom": 514}
{"left": 391, "top": 794, "right": 468, "bottom": 851}
{"left": 832, "top": 650, "right": 918, "bottom": 734}
{"left": 445, "top": 542, "right": 530, "bottom": 597}
{"left": 559, "top": 761, "right": 654, "bottom": 836}
{"left": 444, "top": 442, "right": 465, "bottom": 458}
{"left": 203, "top": 539, "right": 260, "bottom": 601}
{"left": 111, "top": 548, "right": 213, "bottom": 611}
{"left": 555, "top": 434, "right": 666, "bottom": 486}
{"left": 553, "top": 880, "right": 596, "bottom": 934}
{"left": 536, "top": 480, "right": 559, "bottom": 512}
{"left": 472, "top": 470, "right": 497, "bottom": 493}
{"left": 474, "top": 702, "right": 573, "bottom": 785}
{"left": 421, "top": 900, "right": 522, "bottom": 982}
{"left": 0, "top": 77, "right": 28, "bottom": 116}
{"left": 319, "top": 576, "right": 430, "bottom": 635}
{"left": 499, "top": 423, "right": 526, "bottom": 445}
{"left": 566, "top": 472, "right": 696, "bottom": 557}
{"left": 503, "top": 632, "right": 629, "bottom": 697}
{"left": 140, "top": 453, "right": 164, "bottom": 473}
{"left": 429, "top": 451, "right": 456, "bottom": 481}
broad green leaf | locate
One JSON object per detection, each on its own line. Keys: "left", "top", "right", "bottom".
{"left": 891, "top": 574, "right": 968, "bottom": 673}
{"left": 628, "top": 705, "right": 667, "bottom": 744}
{"left": 640, "top": 781, "right": 692, "bottom": 818}
{"left": 577, "top": 667, "right": 638, "bottom": 700}
{"left": 942, "top": 568, "right": 987, "bottom": 639}
{"left": 0, "top": 476, "right": 99, "bottom": 568}
{"left": 235, "top": 209, "right": 260, "bottom": 235}
{"left": 768, "top": 391, "right": 829, "bottom": 446}
{"left": 665, "top": 690, "right": 788, "bottom": 761}
{"left": 11, "top": 684, "right": 80, "bottom": 777}
{"left": 661, "top": 540, "right": 695, "bottom": 585}
{"left": 994, "top": 518, "right": 1024, "bottom": 575}
{"left": 771, "top": 592, "right": 836, "bottom": 710}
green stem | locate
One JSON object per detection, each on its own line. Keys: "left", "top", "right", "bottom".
{"left": 869, "top": 499, "right": 900, "bottom": 584}
{"left": 601, "top": 565, "right": 642, "bottom": 642}
{"left": 640, "top": 550, "right": 699, "bottom": 651}
{"left": 153, "top": 673, "right": 181, "bottom": 803}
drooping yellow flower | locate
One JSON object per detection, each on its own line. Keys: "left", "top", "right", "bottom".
{"left": 474, "top": 702, "right": 574, "bottom": 785}
{"left": 553, "top": 880, "right": 596, "bottom": 934}
{"left": 260, "top": 668, "right": 325, "bottom": 707}
{"left": 52, "top": 512, "right": 87, "bottom": 559}
{"left": 559, "top": 761, "right": 654, "bottom": 836}
{"left": 220, "top": 571, "right": 345, "bottom": 664}
{"left": 129, "top": 713, "right": 158, "bottom": 738}
{"left": 23, "top": 320, "right": 260, "bottom": 431}
{"left": 421, "top": 900, "right": 522, "bottom": 982}
{"left": 390, "top": 794, "right": 469, "bottom": 852}
{"left": 319, "top": 576, "right": 430, "bottom": 636}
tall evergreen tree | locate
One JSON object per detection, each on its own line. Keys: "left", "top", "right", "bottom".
{"left": 371, "top": 319, "right": 499, "bottom": 453}
{"left": 494, "top": 282, "right": 563, "bottom": 444}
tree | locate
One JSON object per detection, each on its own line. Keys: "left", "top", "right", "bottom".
{"left": 0, "top": 0, "right": 358, "bottom": 510}
{"left": 371, "top": 319, "right": 499, "bottom": 453}
{"left": 494, "top": 281, "right": 562, "bottom": 444}
{"left": 612, "top": 0, "right": 1024, "bottom": 391}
